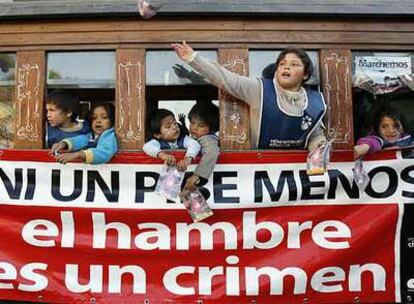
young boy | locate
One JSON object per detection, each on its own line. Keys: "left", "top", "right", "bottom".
{"left": 45, "top": 90, "right": 90, "bottom": 148}
{"left": 183, "top": 102, "right": 220, "bottom": 189}
{"left": 143, "top": 109, "right": 200, "bottom": 171}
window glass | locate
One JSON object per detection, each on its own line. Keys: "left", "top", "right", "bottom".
{"left": 0, "top": 53, "right": 16, "bottom": 148}
{"left": 47, "top": 52, "right": 115, "bottom": 88}
{"left": 352, "top": 51, "right": 414, "bottom": 142}
{"left": 146, "top": 50, "right": 219, "bottom": 141}
{"left": 146, "top": 50, "right": 217, "bottom": 85}
{"left": 249, "top": 50, "right": 320, "bottom": 85}
{"left": 0, "top": 53, "right": 15, "bottom": 84}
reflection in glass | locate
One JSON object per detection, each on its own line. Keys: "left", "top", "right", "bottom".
{"left": 0, "top": 53, "right": 16, "bottom": 85}
{"left": 249, "top": 50, "right": 320, "bottom": 85}
{"left": 47, "top": 52, "right": 115, "bottom": 88}
{"left": 146, "top": 51, "right": 217, "bottom": 86}
{"left": 0, "top": 87, "right": 15, "bottom": 148}
{"left": 0, "top": 53, "right": 15, "bottom": 148}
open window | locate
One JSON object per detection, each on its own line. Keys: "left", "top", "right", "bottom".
{"left": 45, "top": 51, "right": 116, "bottom": 146}
{"left": 145, "top": 50, "right": 218, "bottom": 136}
{"left": 0, "top": 53, "right": 16, "bottom": 149}
{"left": 352, "top": 51, "right": 414, "bottom": 142}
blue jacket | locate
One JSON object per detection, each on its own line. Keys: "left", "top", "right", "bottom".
{"left": 63, "top": 127, "right": 117, "bottom": 164}
{"left": 46, "top": 121, "right": 91, "bottom": 148}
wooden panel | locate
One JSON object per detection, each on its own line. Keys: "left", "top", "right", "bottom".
{"left": 218, "top": 48, "right": 251, "bottom": 150}
{"left": 3, "top": 30, "right": 414, "bottom": 48}
{"left": 1, "top": 18, "right": 414, "bottom": 52}
{"left": 14, "top": 51, "right": 45, "bottom": 149}
{"left": 1, "top": 19, "right": 414, "bottom": 34}
{"left": 3, "top": 43, "right": 414, "bottom": 53}
{"left": 116, "top": 49, "right": 146, "bottom": 149}
{"left": 320, "top": 49, "right": 353, "bottom": 150}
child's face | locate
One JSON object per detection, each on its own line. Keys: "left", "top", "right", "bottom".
{"left": 276, "top": 53, "right": 307, "bottom": 91}
{"left": 379, "top": 116, "right": 402, "bottom": 143}
{"left": 46, "top": 103, "right": 71, "bottom": 127}
{"left": 92, "top": 106, "right": 112, "bottom": 136}
{"left": 155, "top": 115, "right": 180, "bottom": 142}
{"left": 189, "top": 118, "right": 210, "bottom": 139}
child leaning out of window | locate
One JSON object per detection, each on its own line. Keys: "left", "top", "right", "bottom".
{"left": 179, "top": 101, "right": 220, "bottom": 190}
{"left": 51, "top": 103, "right": 118, "bottom": 164}
{"left": 354, "top": 107, "right": 413, "bottom": 159}
{"left": 45, "top": 90, "right": 91, "bottom": 148}
{"left": 143, "top": 108, "right": 200, "bottom": 171}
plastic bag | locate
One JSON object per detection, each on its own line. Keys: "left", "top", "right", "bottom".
{"left": 180, "top": 188, "right": 213, "bottom": 222}
{"left": 155, "top": 165, "right": 185, "bottom": 201}
{"left": 353, "top": 158, "right": 370, "bottom": 192}
{"left": 307, "top": 141, "right": 333, "bottom": 175}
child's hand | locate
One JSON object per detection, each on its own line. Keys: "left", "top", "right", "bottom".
{"left": 354, "top": 144, "right": 370, "bottom": 159}
{"left": 158, "top": 152, "right": 176, "bottom": 166}
{"left": 178, "top": 113, "right": 186, "bottom": 126}
{"left": 171, "top": 41, "right": 194, "bottom": 62}
{"left": 50, "top": 141, "right": 68, "bottom": 157}
{"left": 177, "top": 157, "right": 192, "bottom": 171}
{"left": 184, "top": 174, "right": 200, "bottom": 190}
{"left": 56, "top": 151, "right": 81, "bottom": 164}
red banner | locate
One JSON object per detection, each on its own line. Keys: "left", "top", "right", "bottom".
{"left": 1, "top": 150, "right": 412, "bottom": 302}
{"left": 0, "top": 204, "right": 398, "bottom": 303}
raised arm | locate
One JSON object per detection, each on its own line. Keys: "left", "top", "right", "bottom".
{"left": 171, "top": 41, "right": 261, "bottom": 109}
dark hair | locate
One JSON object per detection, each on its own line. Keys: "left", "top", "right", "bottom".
{"left": 275, "top": 48, "right": 314, "bottom": 83}
{"left": 45, "top": 90, "right": 80, "bottom": 121}
{"left": 91, "top": 103, "right": 115, "bottom": 127}
{"left": 188, "top": 101, "right": 219, "bottom": 133}
{"left": 147, "top": 108, "right": 175, "bottom": 138}
{"left": 373, "top": 107, "right": 408, "bottom": 136}
{"left": 262, "top": 63, "right": 276, "bottom": 79}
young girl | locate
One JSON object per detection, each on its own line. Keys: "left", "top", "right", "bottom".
{"left": 143, "top": 108, "right": 200, "bottom": 171}
{"left": 45, "top": 90, "right": 90, "bottom": 148}
{"left": 354, "top": 107, "right": 413, "bottom": 159}
{"left": 51, "top": 103, "right": 117, "bottom": 164}
{"left": 171, "top": 41, "right": 327, "bottom": 151}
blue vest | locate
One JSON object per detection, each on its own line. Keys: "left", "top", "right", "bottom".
{"left": 46, "top": 121, "right": 91, "bottom": 148}
{"left": 258, "top": 78, "right": 326, "bottom": 149}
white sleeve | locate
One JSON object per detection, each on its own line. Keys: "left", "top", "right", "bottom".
{"left": 189, "top": 53, "right": 262, "bottom": 109}
{"left": 143, "top": 139, "right": 162, "bottom": 158}
{"left": 183, "top": 136, "right": 201, "bottom": 159}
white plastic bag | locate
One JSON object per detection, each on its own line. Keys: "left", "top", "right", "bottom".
{"left": 353, "top": 158, "right": 370, "bottom": 192}
{"left": 180, "top": 188, "right": 213, "bottom": 222}
{"left": 307, "top": 140, "right": 333, "bottom": 175}
{"left": 155, "top": 165, "right": 185, "bottom": 201}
